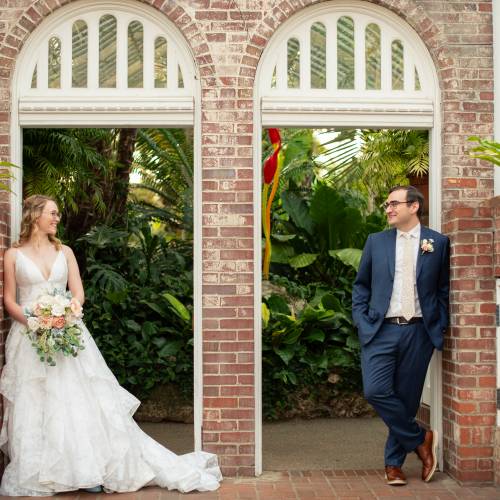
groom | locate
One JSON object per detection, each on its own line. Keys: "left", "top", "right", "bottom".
{"left": 352, "top": 185, "right": 450, "bottom": 486}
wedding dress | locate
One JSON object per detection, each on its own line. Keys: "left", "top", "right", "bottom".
{"left": 0, "top": 249, "right": 222, "bottom": 496}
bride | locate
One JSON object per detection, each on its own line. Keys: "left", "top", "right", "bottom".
{"left": 0, "top": 195, "right": 222, "bottom": 496}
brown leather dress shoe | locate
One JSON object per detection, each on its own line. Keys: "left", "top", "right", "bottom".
{"left": 415, "top": 429, "right": 438, "bottom": 482}
{"left": 384, "top": 466, "right": 407, "bottom": 486}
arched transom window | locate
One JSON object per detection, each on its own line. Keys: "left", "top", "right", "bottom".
{"left": 259, "top": 1, "right": 437, "bottom": 128}
{"left": 17, "top": 0, "right": 196, "bottom": 126}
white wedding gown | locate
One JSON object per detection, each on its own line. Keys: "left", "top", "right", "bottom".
{"left": 0, "top": 249, "right": 222, "bottom": 496}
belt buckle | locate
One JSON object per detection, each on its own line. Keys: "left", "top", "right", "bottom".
{"left": 397, "top": 317, "right": 409, "bottom": 325}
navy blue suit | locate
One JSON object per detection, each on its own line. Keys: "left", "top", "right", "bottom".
{"left": 352, "top": 226, "right": 450, "bottom": 466}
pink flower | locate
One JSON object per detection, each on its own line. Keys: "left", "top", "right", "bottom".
{"left": 33, "top": 305, "right": 43, "bottom": 317}
{"left": 39, "top": 316, "right": 53, "bottom": 330}
{"left": 52, "top": 316, "right": 66, "bottom": 329}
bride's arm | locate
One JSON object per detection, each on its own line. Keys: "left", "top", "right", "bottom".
{"left": 62, "top": 245, "right": 85, "bottom": 307}
{"left": 3, "top": 248, "right": 28, "bottom": 325}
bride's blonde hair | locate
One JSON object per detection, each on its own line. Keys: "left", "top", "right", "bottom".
{"left": 13, "top": 195, "right": 62, "bottom": 249}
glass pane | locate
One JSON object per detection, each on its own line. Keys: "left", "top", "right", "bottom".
{"left": 365, "top": 23, "right": 381, "bottom": 90}
{"left": 72, "top": 20, "right": 88, "bottom": 88}
{"left": 31, "top": 65, "right": 37, "bottom": 88}
{"left": 178, "top": 65, "right": 184, "bottom": 88}
{"left": 337, "top": 16, "right": 354, "bottom": 89}
{"left": 154, "top": 36, "right": 167, "bottom": 88}
{"left": 392, "top": 39, "right": 404, "bottom": 90}
{"left": 128, "top": 20, "right": 143, "bottom": 88}
{"left": 99, "top": 15, "right": 117, "bottom": 88}
{"left": 415, "top": 67, "right": 421, "bottom": 91}
{"left": 310, "top": 22, "right": 326, "bottom": 89}
{"left": 271, "top": 65, "right": 277, "bottom": 88}
{"left": 287, "top": 37, "right": 300, "bottom": 88}
{"left": 48, "top": 36, "right": 61, "bottom": 88}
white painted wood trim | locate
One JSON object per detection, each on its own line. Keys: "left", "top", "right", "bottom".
{"left": 261, "top": 96, "right": 434, "bottom": 128}
{"left": 9, "top": 0, "right": 202, "bottom": 453}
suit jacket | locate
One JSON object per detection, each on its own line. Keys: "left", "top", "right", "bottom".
{"left": 352, "top": 226, "right": 450, "bottom": 350}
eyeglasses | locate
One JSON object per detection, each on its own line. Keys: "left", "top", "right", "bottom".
{"left": 382, "top": 200, "right": 413, "bottom": 210}
{"left": 42, "top": 210, "right": 61, "bottom": 219}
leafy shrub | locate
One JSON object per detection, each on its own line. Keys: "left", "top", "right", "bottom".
{"left": 78, "top": 222, "right": 194, "bottom": 399}
{"left": 261, "top": 184, "right": 386, "bottom": 419}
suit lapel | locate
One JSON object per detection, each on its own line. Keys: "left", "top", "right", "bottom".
{"left": 387, "top": 228, "right": 396, "bottom": 280}
{"left": 416, "top": 226, "right": 428, "bottom": 280}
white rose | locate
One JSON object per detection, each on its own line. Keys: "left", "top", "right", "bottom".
{"left": 38, "top": 294, "right": 54, "bottom": 306}
{"left": 27, "top": 317, "right": 40, "bottom": 332}
{"left": 55, "top": 295, "right": 70, "bottom": 307}
{"left": 51, "top": 304, "right": 66, "bottom": 316}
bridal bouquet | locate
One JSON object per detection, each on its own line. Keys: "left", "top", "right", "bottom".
{"left": 23, "top": 289, "right": 85, "bottom": 366}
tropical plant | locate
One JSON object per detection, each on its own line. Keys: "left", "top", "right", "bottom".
{"left": 0, "top": 161, "right": 18, "bottom": 192}
{"left": 269, "top": 183, "right": 386, "bottom": 284}
{"left": 131, "top": 128, "right": 193, "bottom": 233}
{"left": 262, "top": 129, "right": 283, "bottom": 279}
{"left": 318, "top": 129, "right": 429, "bottom": 195}
{"left": 262, "top": 286, "right": 361, "bottom": 418}
{"left": 468, "top": 136, "right": 500, "bottom": 167}
{"left": 77, "top": 222, "right": 194, "bottom": 398}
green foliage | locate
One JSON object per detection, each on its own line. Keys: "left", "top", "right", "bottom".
{"left": 23, "top": 128, "right": 111, "bottom": 215}
{"left": 0, "top": 161, "right": 18, "bottom": 192}
{"left": 262, "top": 285, "right": 361, "bottom": 419}
{"left": 78, "top": 222, "right": 194, "bottom": 398}
{"left": 269, "top": 182, "right": 386, "bottom": 285}
{"left": 468, "top": 136, "right": 500, "bottom": 167}
{"left": 262, "top": 184, "right": 385, "bottom": 418}
{"left": 318, "top": 129, "right": 429, "bottom": 194}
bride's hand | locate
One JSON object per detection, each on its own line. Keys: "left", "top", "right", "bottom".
{"left": 70, "top": 297, "right": 83, "bottom": 317}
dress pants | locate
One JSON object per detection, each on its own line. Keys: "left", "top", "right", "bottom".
{"left": 361, "top": 321, "right": 434, "bottom": 466}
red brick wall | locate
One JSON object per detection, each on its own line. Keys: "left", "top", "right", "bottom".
{"left": 442, "top": 204, "right": 497, "bottom": 483}
{"left": 0, "top": 0, "right": 498, "bottom": 482}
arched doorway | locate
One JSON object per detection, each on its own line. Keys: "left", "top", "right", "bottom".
{"left": 8, "top": 0, "right": 203, "bottom": 451}
{"left": 253, "top": 0, "right": 442, "bottom": 474}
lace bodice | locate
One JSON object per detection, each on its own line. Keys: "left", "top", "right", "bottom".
{"left": 15, "top": 250, "right": 68, "bottom": 307}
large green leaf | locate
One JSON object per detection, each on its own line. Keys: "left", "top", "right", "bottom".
{"left": 274, "top": 345, "right": 295, "bottom": 365}
{"left": 162, "top": 293, "right": 191, "bottom": 322}
{"left": 262, "top": 303, "right": 270, "bottom": 327}
{"left": 329, "top": 248, "right": 363, "bottom": 271}
{"left": 281, "top": 190, "right": 315, "bottom": 235}
{"left": 158, "top": 340, "right": 182, "bottom": 358}
{"left": 289, "top": 253, "right": 319, "bottom": 269}
{"left": 266, "top": 294, "right": 291, "bottom": 315}
{"left": 269, "top": 241, "right": 296, "bottom": 264}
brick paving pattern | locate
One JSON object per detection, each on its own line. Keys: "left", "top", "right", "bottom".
{"left": 2, "top": 470, "right": 498, "bottom": 500}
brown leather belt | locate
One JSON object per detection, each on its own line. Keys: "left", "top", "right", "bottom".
{"left": 384, "top": 316, "right": 423, "bottom": 325}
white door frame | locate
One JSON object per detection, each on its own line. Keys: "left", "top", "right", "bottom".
{"left": 253, "top": 1, "right": 443, "bottom": 475}
{"left": 8, "top": 0, "right": 204, "bottom": 453}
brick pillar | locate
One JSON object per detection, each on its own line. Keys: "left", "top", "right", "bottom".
{"left": 442, "top": 204, "right": 497, "bottom": 483}
{"left": 489, "top": 196, "right": 500, "bottom": 485}
{"left": 200, "top": 97, "right": 256, "bottom": 475}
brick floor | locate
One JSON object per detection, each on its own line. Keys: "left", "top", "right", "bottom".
{"left": 4, "top": 470, "right": 498, "bottom": 500}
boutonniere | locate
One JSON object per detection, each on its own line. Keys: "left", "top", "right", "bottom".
{"left": 420, "top": 238, "right": 434, "bottom": 254}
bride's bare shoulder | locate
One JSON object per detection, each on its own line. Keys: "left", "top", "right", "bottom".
{"left": 61, "top": 244, "right": 76, "bottom": 258}
{"left": 3, "top": 247, "right": 19, "bottom": 264}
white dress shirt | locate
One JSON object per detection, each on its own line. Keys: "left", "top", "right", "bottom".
{"left": 386, "top": 223, "right": 422, "bottom": 318}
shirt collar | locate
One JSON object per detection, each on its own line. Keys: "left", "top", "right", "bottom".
{"left": 397, "top": 223, "right": 421, "bottom": 239}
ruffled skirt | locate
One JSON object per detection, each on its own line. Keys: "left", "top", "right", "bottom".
{"left": 0, "top": 322, "right": 222, "bottom": 496}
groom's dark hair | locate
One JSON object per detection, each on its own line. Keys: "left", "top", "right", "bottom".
{"left": 389, "top": 185, "right": 424, "bottom": 219}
